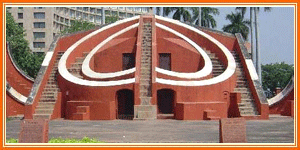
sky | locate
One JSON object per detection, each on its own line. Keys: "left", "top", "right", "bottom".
{"left": 155, "top": 6, "right": 295, "bottom": 65}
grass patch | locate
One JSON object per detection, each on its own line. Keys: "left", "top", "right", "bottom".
{"left": 6, "top": 137, "right": 105, "bottom": 143}
{"left": 7, "top": 138, "right": 18, "bottom": 143}
{"left": 49, "top": 137, "right": 105, "bottom": 143}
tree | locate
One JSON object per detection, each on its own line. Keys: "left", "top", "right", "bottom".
{"left": 254, "top": 7, "right": 272, "bottom": 84}
{"left": 236, "top": 7, "right": 271, "bottom": 83}
{"left": 262, "top": 62, "right": 294, "bottom": 97}
{"left": 170, "top": 7, "right": 193, "bottom": 22}
{"left": 61, "top": 19, "right": 96, "bottom": 34}
{"left": 156, "top": 7, "right": 172, "bottom": 17}
{"left": 6, "top": 12, "right": 44, "bottom": 78}
{"left": 105, "top": 15, "right": 119, "bottom": 24}
{"left": 192, "top": 7, "right": 219, "bottom": 28}
{"left": 222, "top": 12, "right": 250, "bottom": 40}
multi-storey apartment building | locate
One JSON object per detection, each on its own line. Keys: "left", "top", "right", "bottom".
{"left": 7, "top": 7, "right": 150, "bottom": 53}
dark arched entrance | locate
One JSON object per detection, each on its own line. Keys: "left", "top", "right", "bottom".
{"left": 116, "top": 89, "right": 134, "bottom": 120}
{"left": 157, "top": 89, "right": 175, "bottom": 119}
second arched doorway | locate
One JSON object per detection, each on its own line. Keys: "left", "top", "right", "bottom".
{"left": 116, "top": 89, "right": 134, "bottom": 120}
{"left": 157, "top": 89, "right": 176, "bottom": 119}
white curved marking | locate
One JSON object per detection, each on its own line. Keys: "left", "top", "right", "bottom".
{"left": 58, "top": 16, "right": 139, "bottom": 86}
{"left": 268, "top": 77, "right": 294, "bottom": 106}
{"left": 245, "top": 59, "right": 259, "bottom": 80}
{"left": 82, "top": 23, "right": 138, "bottom": 79}
{"left": 155, "top": 15, "right": 236, "bottom": 86}
{"left": 8, "top": 87, "right": 27, "bottom": 104}
{"left": 155, "top": 23, "right": 212, "bottom": 79}
{"left": 42, "top": 51, "right": 54, "bottom": 66}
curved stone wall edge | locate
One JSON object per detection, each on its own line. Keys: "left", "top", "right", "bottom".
{"left": 6, "top": 82, "right": 27, "bottom": 104}
{"left": 268, "top": 76, "right": 294, "bottom": 106}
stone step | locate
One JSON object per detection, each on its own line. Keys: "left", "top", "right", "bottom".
{"left": 33, "top": 114, "right": 51, "bottom": 120}
{"left": 35, "top": 109, "right": 53, "bottom": 114}
{"left": 238, "top": 102, "right": 256, "bottom": 107}
{"left": 36, "top": 105, "right": 55, "bottom": 110}
{"left": 38, "top": 102, "right": 56, "bottom": 107}
{"left": 140, "top": 97, "right": 152, "bottom": 105}
{"left": 240, "top": 110, "right": 258, "bottom": 116}
{"left": 140, "top": 91, "right": 151, "bottom": 97}
{"left": 234, "top": 88, "right": 251, "bottom": 92}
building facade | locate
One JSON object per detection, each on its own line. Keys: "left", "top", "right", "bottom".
{"left": 7, "top": 7, "right": 150, "bottom": 53}
{"left": 6, "top": 15, "right": 273, "bottom": 121}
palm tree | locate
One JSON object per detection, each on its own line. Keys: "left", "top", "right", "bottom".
{"left": 156, "top": 7, "right": 172, "bottom": 17}
{"left": 236, "top": 7, "right": 271, "bottom": 83}
{"left": 191, "top": 7, "right": 219, "bottom": 28}
{"left": 222, "top": 12, "right": 250, "bottom": 40}
{"left": 254, "top": 7, "right": 271, "bottom": 83}
{"left": 170, "top": 7, "right": 193, "bottom": 22}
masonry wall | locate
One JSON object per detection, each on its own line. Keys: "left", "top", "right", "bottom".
{"left": 269, "top": 89, "right": 294, "bottom": 116}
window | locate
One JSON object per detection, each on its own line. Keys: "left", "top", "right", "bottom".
{"left": 6, "top": 7, "right": 11, "bottom": 10}
{"left": 34, "top": 22, "right": 45, "bottom": 28}
{"left": 123, "top": 53, "right": 135, "bottom": 70}
{"left": 34, "top": 7, "right": 45, "bottom": 9}
{"left": 33, "top": 32, "right": 45, "bottom": 39}
{"left": 18, "top": 23, "right": 23, "bottom": 27}
{"left": 18, "top": 13, "right": 23, "bottom": 19}
{"left": 83, "top": 7, "right": 89, "bottom": 11}
{"left": 18, "top": 7, "right": 23, "bottom": 10}
{"left": 34, "top": 12, "right": 45, "bottom": 19}
{"left": 127, "top": 13, "right": 133, "bottom": 17}
{"left": 159, "top": 53, "right": 171, "bottom": 70}
{"left": 33, "top": 42, "right": 45, "bottom": 48}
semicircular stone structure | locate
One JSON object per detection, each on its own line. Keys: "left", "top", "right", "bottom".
{"left": 10, "top": 15, "right": 271, "bottom": 120}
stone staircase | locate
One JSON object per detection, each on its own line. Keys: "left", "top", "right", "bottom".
{"left": 139, "top": 22, "right": 152, "bottom": 105}
{"left": 68, "top": 52, "right": 89, "bottom": 79}
{"left": 232, "top": 51, "right": 259, "bottom": 116}
{"left": 33, "top": 52, "right": 64, "bottom": 120}
{"left": 134, "top": 21, "right": 157, "bottom": 120}
{"left": 204, "top": 49, "right": 225, "bottom": 77}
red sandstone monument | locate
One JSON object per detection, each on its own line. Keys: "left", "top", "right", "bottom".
{"left": 6, "top": 15, "right": 292, "bottom": 121}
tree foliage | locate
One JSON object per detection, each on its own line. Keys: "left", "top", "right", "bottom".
{"left": 156, "top": 7, "right": 172, "bottom": 17}
{"left": 61, "top": 19, "right": 96, "bottom": 34}
{"left": 262, "top": 62, "right": 294, "bottom": 97}
{"left": 170, "top": 7, "right": 193, "bottom": 22}
{"left": 191, "top": 7, "right": 220, "bottom": 28}
{"left": 105, "top": 15, "right": 119, "bottom": 24}
{"left": 222, "top": 12, "right": 250, "bottom": 40}
{"left": 6, "top": 12, "right": 44, "bottom": 78}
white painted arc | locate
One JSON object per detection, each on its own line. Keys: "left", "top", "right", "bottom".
{"left": 7, "top": 86, "right": 27, "bottom": 104}
{"left": 155, "top": 15, "right": 236, "bottom": 86}
{"left": 58, "top": 16, "right": 140, "bottom": 86}
{"left": 155, "top": 23, "right": 212, "bottom": 79}
{"left": 81, "top": 23, "right": 138, "bottom": 79}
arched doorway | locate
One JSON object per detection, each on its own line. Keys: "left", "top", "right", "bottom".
{"left": 116, "top": 89, "right": 134, "bottom": 120}
{"left": 157, "top": 89, "right": 175, "bottom": 119}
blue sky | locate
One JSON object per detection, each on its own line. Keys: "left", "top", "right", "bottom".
{"left": 155, "top": 6, "right": 295, "bottom": 65}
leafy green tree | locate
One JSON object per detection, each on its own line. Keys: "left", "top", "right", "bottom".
{"left": 61, "top": 19, "right": 96, "bottom": 34}
{"left": 262, "top": 62, "right": 294, "bottom": 97}
{"left": 6, "top": 12, "right": 44, "bottom": 78}
{"left": 191, "top": 7, "right": 219, "bottom": 28}
{"left": 222, "top": 12, "right": 250, "bottom": 40}
{"left": 105, "top": 15, "right": 119, "bottom": 24}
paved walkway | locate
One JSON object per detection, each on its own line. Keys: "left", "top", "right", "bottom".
{"left": 6, "top": 115, "right": 294, "bottom": 143}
